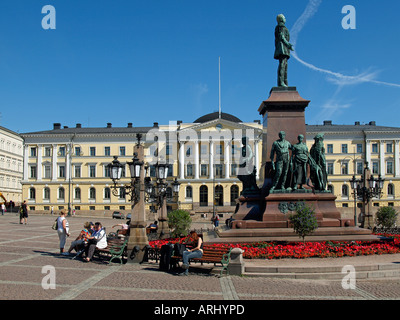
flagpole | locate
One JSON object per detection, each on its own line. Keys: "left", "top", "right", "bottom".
{"left": 218, "top": 56, "right": 221, "bottom": 119}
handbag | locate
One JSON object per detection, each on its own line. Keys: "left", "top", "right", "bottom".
{"left": 51, "top": 219, "right": 58, "bottom": 230}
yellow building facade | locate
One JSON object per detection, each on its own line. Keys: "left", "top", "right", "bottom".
{"left": 21, "top": 116, "right": 400, "bottom": 223}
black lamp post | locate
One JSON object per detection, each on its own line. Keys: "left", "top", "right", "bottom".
{"left": 349, "top": 162, "right": 385, "bottom": 229}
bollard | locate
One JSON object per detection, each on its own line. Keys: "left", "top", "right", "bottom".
{"left": 227, "top": 248, "right": 244, "bottom": 276}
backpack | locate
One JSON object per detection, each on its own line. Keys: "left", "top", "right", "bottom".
{"left": 51, "top": 218, "right": 58, "bottom": 230}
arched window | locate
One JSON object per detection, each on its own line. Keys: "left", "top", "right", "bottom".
{"left": 388, "top": 183, "right": 394, "bottom": 198}
{"left": 29, "top": 187, "right": 36, "bottom": 200}
{"left": 230, "top": 185, "right": 239, "bottom": 206}
{"left": 215, "top": 185, "right": 223, "bottom": 206}
{"left": 186, "top": 186, "right": 193, "bottom": 199}
{"left": 104, "top": 187, "right": 111, "bottom": 199}
{"left": 89, "top": 187, "right": 96, "bottom": 200}
{"left": 58, "top": 187, "right": 65, "bottom": 200}
{"left": 199, "top": 185, "right": 208, "bottom": 207}
{"left": 342, "top": 184, "right": 349, "bottom": 198}
{"left": 74, "top": 187, "right": 81, "bottom": 200}
{"left": 327, "top": 185, "right": 334, "bottom": 194}
{"left": 44, "top": 187, "right": 50, "bottom": 200}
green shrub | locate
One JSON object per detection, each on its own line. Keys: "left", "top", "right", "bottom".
{"left": 167, "top": 209, "right": 192, "bottom": 238}
{"left": 289, "top": 203, "right": 318, "bottom": 243}
{"left": 375, "top": 206, "right": 398, "bottom": 229}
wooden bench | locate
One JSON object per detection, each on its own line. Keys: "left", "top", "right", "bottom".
{"left": 171, "top": 245, "right": 232, "bottom": 276}
{"left": 95, "top": 237, "right": 129, "bottom": 264}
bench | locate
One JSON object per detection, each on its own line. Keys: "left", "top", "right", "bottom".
{"left": 171, "top": 245, "right": 232, "bottom": 276}
{"left": 95, "top": 237, "right": 129, "bottom": 264}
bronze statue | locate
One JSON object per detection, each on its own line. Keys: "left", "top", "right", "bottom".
{"left": 309, "top": 133, "right": 327, "bottom": 191}
{"left": 237, "top": 136, "right": 259, "bottom": 195}
{"left": 274, "top": 14, "right": 294, "bottom": 87}
{"left": 291, "top": 134, "right": 308, "bottom": 190}
{"left": 270, "top": 131, "right": 292, "bottom": 191}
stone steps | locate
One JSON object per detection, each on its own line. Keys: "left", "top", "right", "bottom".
{"left": 243, "top": 263, "right": 400, "bottom": 280}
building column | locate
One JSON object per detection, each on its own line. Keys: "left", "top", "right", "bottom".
{"left": 194, "top": 141, "right": 199, "bottom": 179}
{"left": 66, "top": 144, "right": 71, "bottom": 182}
{"left": 224, "top": 140, "right": 230, "bottom": 179}
{"left": 209, "top": 140, "right": 214, "bottom": 179}
{"left": 395, "top": 140, "right": 400, "bottom": 177}
{"left": 179, "top": 142, "right": 185, "bottom": 180}
{"left": 365, "top": 140, "right": 371, "bottom": 169}
{"left": 37, "top": 145, "right": 42, "bottom": 181}
{"left": 380, "top": 140, "right": 385, "bottom": 177}
{"left": 52, "top": 144, "right": 57, "bottom": 181}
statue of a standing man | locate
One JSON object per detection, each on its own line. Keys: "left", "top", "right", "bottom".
{"left": 274, "top": 14, "right": 294, "bottom": 87}
{"left": 291, "top": 134, "right": 308, "bottom": 190}
{"left": 270, "top": 131, "right": 292, "bottom": 191}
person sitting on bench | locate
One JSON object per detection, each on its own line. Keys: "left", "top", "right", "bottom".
{"left": 83, "top": 222, "right": 107, "bottom": 262}
{"left": 180, "top": 231, "right": 203, "bottom": 276}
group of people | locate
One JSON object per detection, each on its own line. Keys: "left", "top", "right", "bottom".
{"left": 55, "top": 210, "right": 108, "bottom": 262}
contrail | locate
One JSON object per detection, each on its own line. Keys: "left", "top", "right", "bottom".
{"left": 290, "top": 0, "right": 400, "bottom": 88}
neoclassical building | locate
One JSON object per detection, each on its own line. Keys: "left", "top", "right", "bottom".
{"left": 0, "top": 126, "right": 24, "bottom": 204}
{"left": 20, "top": 116, "right": 400, "bottom": 220}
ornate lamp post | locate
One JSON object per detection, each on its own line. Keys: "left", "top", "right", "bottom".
{"left": 349, "top": 162, "right": 385, "bottom": 229}
{"left": 107, "top": 134, "right": 148, "bottom": 263}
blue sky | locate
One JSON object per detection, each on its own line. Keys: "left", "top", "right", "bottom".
{"left": 1, "top": 0, "right": 400, "bottom": 133}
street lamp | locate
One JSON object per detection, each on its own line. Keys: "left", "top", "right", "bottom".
{"left": 349, "top": 162, "right": 385, "bottom": 229}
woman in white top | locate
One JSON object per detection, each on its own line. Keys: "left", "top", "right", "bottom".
{"left": 57, "top": 209, "right": 70, "bottom": 254}
{"left": 83, "top": 222, "right": 107, "bottom": 262}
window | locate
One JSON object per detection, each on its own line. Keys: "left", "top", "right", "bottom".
{"left": 89, "top": 187, "right": 96, "bottom": 199}
{"left": 74, "top": 187, "right": 81, "bottom": 200}
{"left": 104, "top": 187, "right": 111, "bottom": 199}
{"left": 186, "top": 186, "right": 193, "bottom": 199}
{"left": 387, "top": 161, "right": 393, "bottom": 174}
{"left": 341, "top": 144, "right": 348, "bottom": 154}
{"left": 104, "top": 165, "right": 110, "bottom": 178}
{"left": 327, "top": 163, "right": 334, "bottom": 175}
{"left": 89, "top": 165, "right": 96, "bottom": 178}
{"left": 45, "top": 147, "right": 52, "bottom": 157}
{"left": 119, "top": 187, "right": 126, "bottom": 199}
{"left": 372, "top": 161, "right": 379, "bottom": 174}
{"left": 231, "top": 164, "right": 238, "bottom": 176}
{"left": 342, "top": 184, "right": 349, "bottom": 198}
{"left": 326, "top": 144, "right": 333, "bottom": 154}
{"left": 387, "top": 143, "right": 393, "bottom": 153}
{"left": 201, "top": 145, "right": 207, "bottom": 154}
{"left": 74, "top": 165, "right": 81, "bottom": 178}
{"left": 44, "top": 165, "right": 51, "bottom": 179}
{"left": 199, "top": 185, "right": 208, "bottom": 207}
{"left": 341, "top": 162, "right": 348, "bottom": 175}
{"left": 59, "top": 147, "right": 65, "bottom": 157}
{"left": 215, "top": 164, "right": 223, "bottom": 178}
{"left": 58, "top": 187, "right": 65, "bottom": 200}
{"left": 372, "top": 143, "right": 378, "bottom": 153}
{"left": 356, "top": 144, "right": 363, "bottom": 153}
{"left": 30, "top": 166, "right": 37, "bottom": 179}
{"left": 75, "top": 147, "right": 81, "bottom": 156}
{"left": 119, "top": 146, "right": 126, "bottom": 156}
{"left": 166, "top": 187, "right": 172, "bottom": 200}
{"left": 44, "top": 187, "right": 50, "bottom": 200}
{"left": 201, "top": 164, "right": 208, "bottom": 176}
{"left": 59, "top": 165, "right": 65, "bottom": 178}
{"left": 90, "top": 147, "right": 96, "bottom": 156}
{"left": 186, "top": 164, "right": 193, "bottom": 177}
{"left": 327, "top": 185, "right": 334, "bottom": 194}
{"left": 216, "top": 144, "right": 223, "bottom": 155}
{"left": 30, "top": 147, "right": 37, "bottom": 157}
{"left": 104, "top": 147, "right": 110, "bottom": 156}
{"left": 388, "top": 184, "right": 394, "bottom": 198}
{"left": 166, "top": 144, "right": 172, "bottom": 156}
{"left": 356, "top": 162, "right": 363, "bottom": 175}
{"left": 29, "top": 187, "right": 36, "bottom": 200}
{"left": 186, "top": 146, "right": 192, "bottom": 157}
{"left": 215, "top": 185, "right": 223, "bottom": 206}
{"left": 230, "top": 185, "right": 239, "bottom": 206}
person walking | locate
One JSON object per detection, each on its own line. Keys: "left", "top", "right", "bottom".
{"left": 57, "top": 209, "right": 70, "bottom": 254}
{"left": 180, "top": 231, "right": 203, "bottom": 276}
{"left": 20, "top": 201, "right": 28, "bottom": 224}
{"left": 1, "top": 203, "right": 5, "bottom": 215}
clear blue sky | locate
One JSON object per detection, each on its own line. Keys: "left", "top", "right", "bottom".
{"left": 1, "top": 0, "right": 399, "bottom": 133}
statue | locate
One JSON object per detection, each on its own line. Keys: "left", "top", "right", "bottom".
{"left": 291, "top": 134, "right": 308, "bottom": 190}
{"left": 270, "top": 131, "right": 292, "bottom": 191}
{"left": 309, "top": 133, "right": 327, "bottom": 191}
{"left": 237, "top": 136, "right": 259, "bottom": 195}
{"left": 274, "top": 14, "right": 294, "bottom": 87}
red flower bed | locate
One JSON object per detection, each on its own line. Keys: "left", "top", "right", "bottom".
{"left": 149, "top": 233, "right": 400, "bottom": 259}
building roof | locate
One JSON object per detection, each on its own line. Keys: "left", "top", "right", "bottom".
{"left": 306, "top": 121, "right": 400, "bottom": 133}
{"left": 193, "top": 112, "right": 242, "bottom": 123}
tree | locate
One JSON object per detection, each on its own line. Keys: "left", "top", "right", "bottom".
{"left": 289, "top": 203, "right": 318, "bottom": 243}
{"left": 375, "top": 206, "right": 398, "bottom": 230}
{"left": 167, "top": 209, "right": 192, "bottom": 238}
